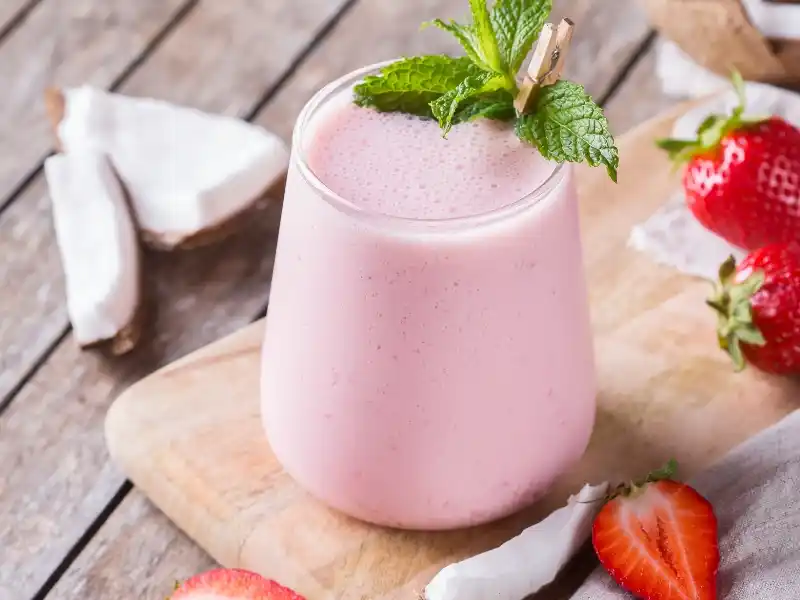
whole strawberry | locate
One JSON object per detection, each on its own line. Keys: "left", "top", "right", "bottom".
{"left": 708, "top": 243, "right": 800, "bottom": 374}
{"left": 592, "top": 461, "right": 719, "bottom": 600}
{"left": 657, "top": 73, "right": 800, "bottom": 250}
{"left": 171, "top": 568, "right": 305, "bottom": 599}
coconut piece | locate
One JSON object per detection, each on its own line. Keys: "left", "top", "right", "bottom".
{"left": 50, "top": 86, "right": 289, "bottom": 250}
{"left": 139, "top": 171, "right": 288, "bottom": 251}
{"left": 423, "top": 482, "right": 609, "bottom": 600}
{"left": 44, "top": 150, "right": 142, "bottom": 354}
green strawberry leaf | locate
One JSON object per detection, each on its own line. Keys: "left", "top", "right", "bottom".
{"left": 655, "top": 138, "right": 696, "bottom": 160}
{"left": 516, "top": 80, "right": 618, "bottom": 182}
{"left": 431, "top": 72, "right": 506, "bottom": 134}
{"left": 353, "top": 56, "right": 481, "bottom": 117}
{"left": 735, "top": 324, "right": 767, "bottom": 346}
{"left": 696, "top": 114, "right": 721, "bottom": 136}
{"left": 453, "top": 89, "right": 516, "bottom": 123}
{"left": 718, "top": 255, "right": 738, "bottom": 285}
{"left": 606, "top": 459, "right": 680, "bottom": 500}
{"left": 656, "top": 71, "right": 769, "bottom": 166}
{"left": 707, "top": 257, "right": 768, "bottom": 372}
{"left": 490, "top": 0, "right": 552, "bottom": 74}
{"left": 643, "top": 459, "right": 678, "bottom": 483}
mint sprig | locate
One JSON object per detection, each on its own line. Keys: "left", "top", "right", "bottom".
{"left": 352, "top": 0, "right": 619, "bottom": 182}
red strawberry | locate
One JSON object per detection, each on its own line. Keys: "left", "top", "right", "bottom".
{"left": 171, "top": 568, "right": 305, "bottom": 599}
{"left": 592, "top": 461, "right": 719, "bottom": 600}
{"left": 707, "top": 243, "right": 800, "bottom": 374}
{"left": 657, "top": 72, "right": 800, "bottom": 251}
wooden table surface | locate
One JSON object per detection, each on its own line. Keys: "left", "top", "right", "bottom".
{"left": 0, "top": 1, "right": 679, "bottom": 598}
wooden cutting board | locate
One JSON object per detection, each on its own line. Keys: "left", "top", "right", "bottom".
{"left": 106, "top": 102, "right": 799, "bottom": 600}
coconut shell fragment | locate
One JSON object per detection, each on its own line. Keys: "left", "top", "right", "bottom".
{"left": 44, "top": 151, "right": 143, "bottom": 355}
{"left": 44, "top": 87, "right": 66, "bottom": 151}
{"left": 52, "top": 86, "right": 290, "bottom": 250}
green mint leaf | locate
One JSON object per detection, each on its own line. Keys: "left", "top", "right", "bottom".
{"left": 426, "top": 0, "right": 504, "bottom": 75}
{"left": 426, "top": 19, "right": 491, "bottom": 72}
{"left": 453, "top": 89, "right": 516, "bottom": 123}
{"left": 353, "top": 56, "right": 480, "bottom": 118}
{"left": 490, "top": 0, "right": 552, "bottom": 74}
{"left": 430, "top": 72, "right": 505, "bottom": 134}
{"left": 515, "top": 80, "right": 619, "bottom": 182}
{"left": 468, "top": 0, "right": 504, "bottom": 73}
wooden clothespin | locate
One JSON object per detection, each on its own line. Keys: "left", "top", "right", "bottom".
{"left": 513, "top": 18, "right": 575, "bottom": 114}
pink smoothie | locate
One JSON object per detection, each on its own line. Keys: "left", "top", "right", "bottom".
{"left": 261, "top": 72, "right": 596, "bottom": 530}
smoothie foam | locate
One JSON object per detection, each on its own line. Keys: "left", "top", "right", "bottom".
{"left": 305, "top": 89, "right": 556, "bottom": 219}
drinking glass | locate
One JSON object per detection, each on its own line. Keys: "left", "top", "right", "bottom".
{"left": 261, "top": 62, "right": 596, "bottom": 530}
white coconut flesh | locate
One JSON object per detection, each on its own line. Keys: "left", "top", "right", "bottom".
{"left": 57, "top": 86, "right": 290, "bottom": 247}
{"left": 44, "top": 151, "right": 140, "bottom": 347}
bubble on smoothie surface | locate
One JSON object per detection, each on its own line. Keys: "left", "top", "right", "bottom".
{"left": 304, "top": 89, "right": 556, "bottom": 220}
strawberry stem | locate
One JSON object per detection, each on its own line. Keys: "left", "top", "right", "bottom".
{"left": 707, "top": 255, "right": 767, "bottom": 372}
{"left": 731, "top": 69, "right": 747, "bottom": 109}
{"left": 655, "top": 71, "right": 767, "bottom": 167}
{"left": 641, "top": 458, "right": 678, "bottom": 484}
{"left": 606, "top": 460, "right": 679, "bottom": 501}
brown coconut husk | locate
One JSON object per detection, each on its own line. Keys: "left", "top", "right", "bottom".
{"left": 641, "top": 0, "right": 800, "bottom": 86}
{"left": 44, "top": 87, "right": 66, "bottom": 151}
{"left": 138, "top": 173, "right": 286, "bottom": 251}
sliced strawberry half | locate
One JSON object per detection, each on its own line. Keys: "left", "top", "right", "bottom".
{"left": 592, "top": 463, "right": 719, "bottom": 600}
{"left": 171, "top": 568, "right": 306, "bottom": 599}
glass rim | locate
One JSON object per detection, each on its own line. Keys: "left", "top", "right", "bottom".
{"left": 292, "top": 60, "right": 567, "bottom": 233}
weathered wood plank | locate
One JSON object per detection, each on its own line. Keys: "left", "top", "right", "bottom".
{"left": 40, "top": 3, "right": 655, "bottom": 599}
{"left": 46, "top": 490, "right": 217, "bottom": 600}
{"left": 552, "top": 0, "right": 650, "bottom": 102}
{"left": 0, "top": 0, "right": 351, "bottom": 409}
{"left": 0, "top": 0, "right": 354, "bottom": 596}
{"left": 0, "top": 203, "right": 283, "bottom": 600}
{"left": 0, "top": 176, "right": 63, "bottom": 408}
{"left": 0, "top": 0, "right": 42, "bottom": 40}
{"left": 0, "top": 0, "right": 192, "bottom": 210}
{"left": 604, "top": 42, "right": 678, "bottom": 135}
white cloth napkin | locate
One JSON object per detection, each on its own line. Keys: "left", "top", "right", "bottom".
{"left": 570, "top": 409, "right": 800, "bottom": 599}
{"left": 628, "top": 78, "right": 800, "bottom": 280}
{"left": 655, "top": 40, "right": 729, "bottom": 100}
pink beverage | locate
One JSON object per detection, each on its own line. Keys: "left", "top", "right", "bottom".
{"left": 261, "top": 63, "right": 596, "bottom": 530}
